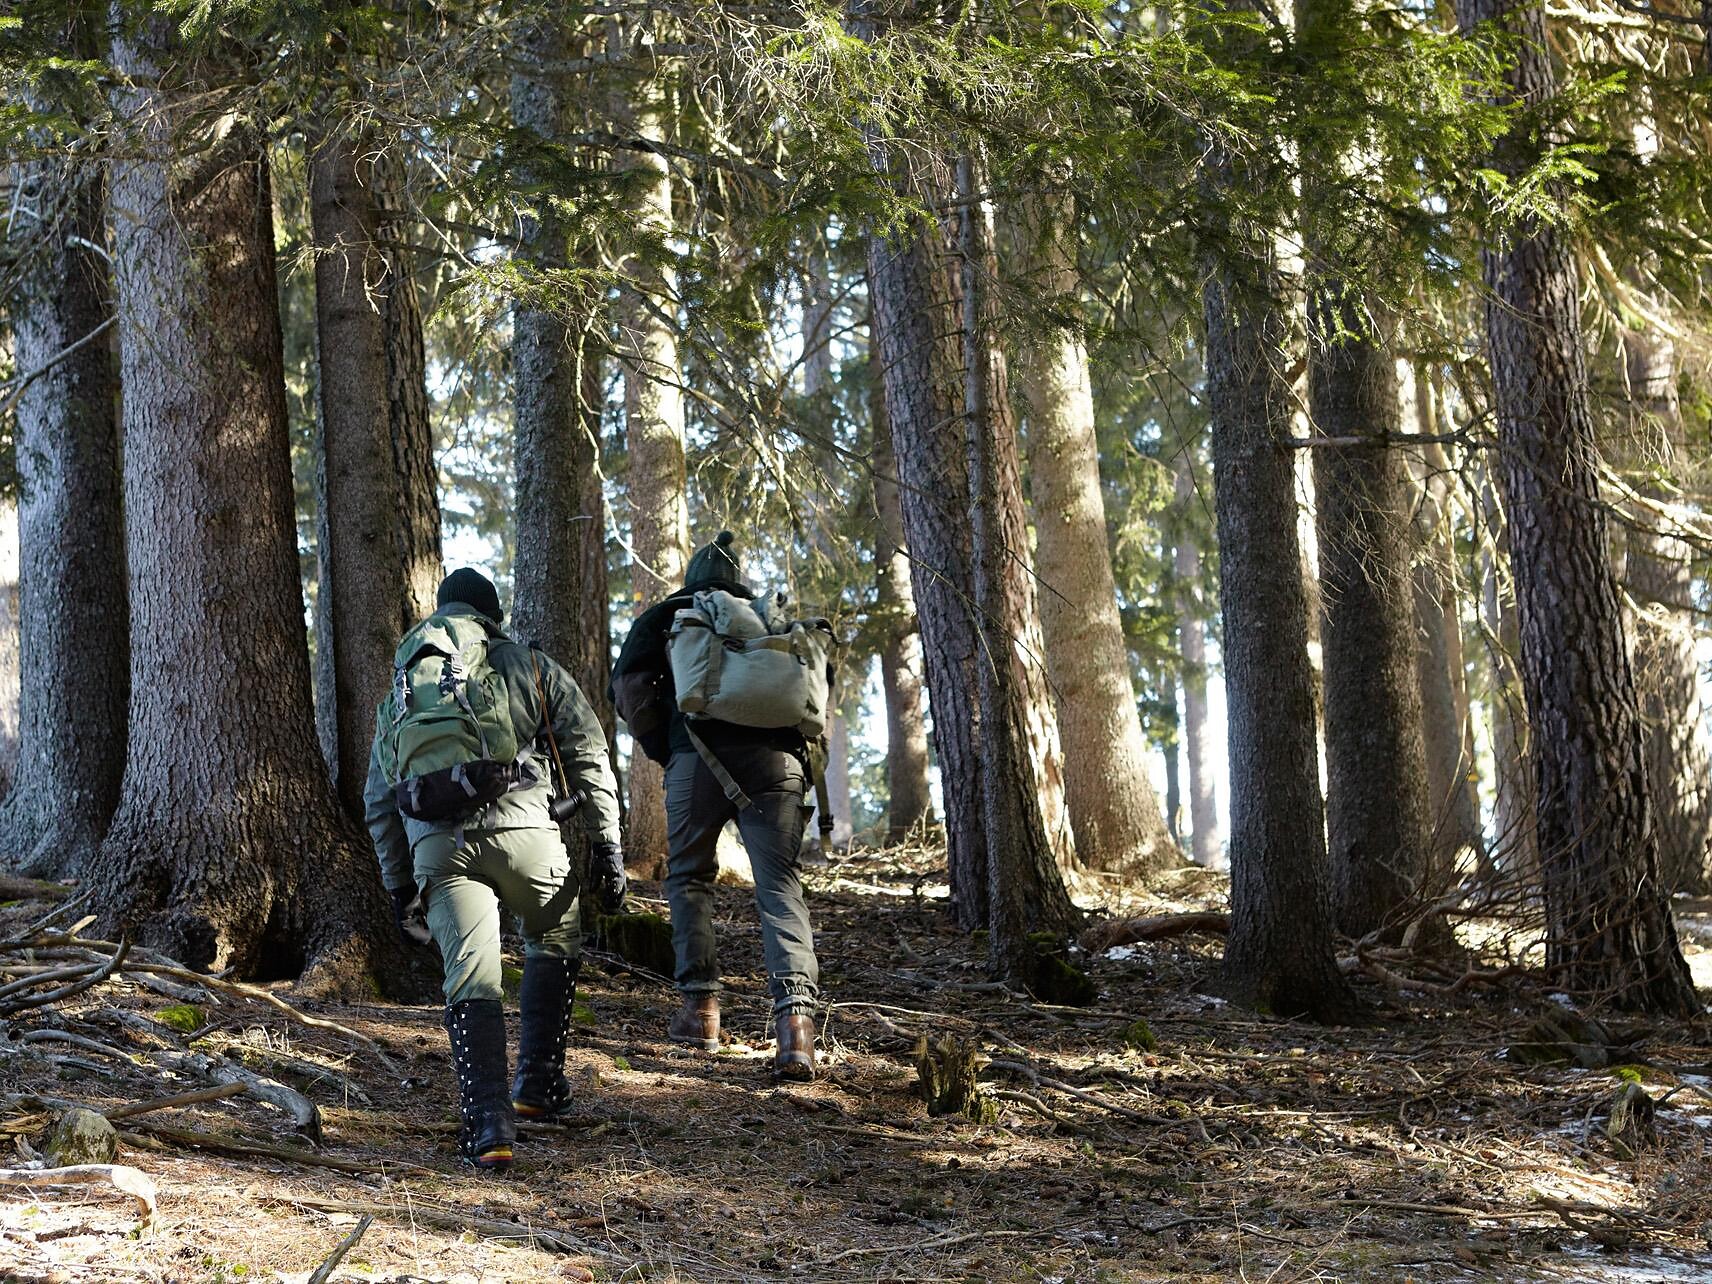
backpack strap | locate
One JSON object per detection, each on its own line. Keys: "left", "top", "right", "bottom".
{"left": 685, "top": 724, "right": 751, "bottom": 811}
{"left": 528, "top": 647, "right": 572, "bottom": 801}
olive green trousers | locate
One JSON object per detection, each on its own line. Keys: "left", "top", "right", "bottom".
{"left": 413, "top": 827, "right": 581, "bottom": 1005}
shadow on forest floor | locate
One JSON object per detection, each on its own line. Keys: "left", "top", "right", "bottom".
{"left": 4, "top": 845, "right": 1712, "bottom": 1282}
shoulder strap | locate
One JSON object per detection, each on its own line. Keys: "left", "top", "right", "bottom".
{"left": 685, "top": 724, "right": 751, "bottom": 811}
{"left": 529, "top": 648, "right": 571, "bottom": 800}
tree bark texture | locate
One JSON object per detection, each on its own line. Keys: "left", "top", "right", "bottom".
{"left": 510, "top": 20, "right": 611, "bottom": 730}
{"left": 1480, "top": 470, "right": 1536, "bottom": 876}
{"left": 1457, "top": 0, "right": 1697, "bottom": 1013}
{"left": 92, "top": 17, "right": 407, "bottom": 997}
{"left": 960, "top": 155, "right": 1078, "bottom": 971}
{"left": 0, "top": 144, "right": 127, "bottom": 877}
{"left": 1173, "top": 457, "right": 1223, "bottom": 869}
{"left": 1399, "top": 362, "right": 1485, "bottom": 878}
{"left": 869, "top": 366, "right": 934, "bottom": 842}
{"left": 0, "top": 505, "right": 19, "bottom": 789}
{"left": 865, "top": 202, "right": 988, "bottom": 926}
{"left": 619, "top": 89, "right": 689, "bottom": 877}
{"left": 1015, "top": 202, "right": 1177, "bottom": 879}
{"left": 1621, "top": 323, "right": 1712, "bottom": 894}
{"left": 310, "top": 131, "right": 430, "bottom": 823}
{"left": 1307, "top": 313, "right": 1433, "bottom": 939}
{"left": 1200, "top": 136, "right": 1355, "bottom": 1020}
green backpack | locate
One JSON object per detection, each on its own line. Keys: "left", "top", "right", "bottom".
{"left": 374, "top": 609, "right": 526, "bottom": 822}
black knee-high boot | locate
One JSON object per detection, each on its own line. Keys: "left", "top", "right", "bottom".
{"left": 511, "top": 956, "right": 579, "bottom": 1120}
{"left": 444, "top": 999, "right": 516, "bottom": 1171}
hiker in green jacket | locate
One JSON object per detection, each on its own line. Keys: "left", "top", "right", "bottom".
{"left": 364, "top": 569, "right": 627, "bottom": 1172}
{"left": 611, "top": 532, "right": 824, "bottom": 1080}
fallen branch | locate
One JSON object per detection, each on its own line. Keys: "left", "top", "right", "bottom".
{"left": 104, "top": 1080, "right": 249, "bottom": 1121}
{"left": 307, "top": 1213, "right": 374, "bottom": 1284}
{"left": 0, "top": 875, "right": 71, "bottom": 904}
{"left": 1080, "top": 912, "right": 1230, "bottom": 954}
{"left": 986, "top": 1058, "right": 1175, "bottom": 1125}
{"left": 0, "top": 939, "right": 130, "bottom": 1015}
{"left": 121, "top": 1123, "right": 404, "bottom": 1175}
{"left": 0, "top": 1163, "right": 156, "bottom": 1221}
{"left": 149, "top": 1049, "right": 321, "bottom": 1141}
{"left": 284, "top": 1194, "right": 600, "bottom": 1256}
{"left": 817, "top": 1227, "right": 1062, "bottom": 1264}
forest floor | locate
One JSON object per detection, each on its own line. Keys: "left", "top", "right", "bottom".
{"left": 4, "top": 845, "right": 1712, "bottom": 1283}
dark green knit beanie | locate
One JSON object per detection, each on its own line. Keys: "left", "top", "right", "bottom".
{"left": 684, "top": 531, "right": 745, "bottom": 592}
{"left": 437, "top": 568, "right": 503, "bottom": 624}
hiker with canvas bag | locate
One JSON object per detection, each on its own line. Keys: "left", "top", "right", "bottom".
{"left": 611, "top": 531, "right": 837, "bottom": 1080}
{"left": 364, "top": 569, "right": 627, "bottom": 1172}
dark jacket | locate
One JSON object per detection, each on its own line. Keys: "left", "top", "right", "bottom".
{"left": 611, "top": 579, "right": 806, "bottom": 767}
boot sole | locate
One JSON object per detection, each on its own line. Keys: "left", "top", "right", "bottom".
{"left": 774, "top": 1055, "right": 815, "bottom": 1082}
{"left": 669, "top": 1033, "right": 720, "bottom": 1052}
{"left": 471, "top": 1146, "right": 514, "bottom": 1173}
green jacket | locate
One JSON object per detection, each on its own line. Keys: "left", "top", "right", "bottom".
{"left": 364, "top": 603, "right": 623, "bottom": 892}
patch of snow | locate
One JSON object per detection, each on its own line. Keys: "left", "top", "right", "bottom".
{"left": 1104, "top": 946, "right": 1138, "bottom": 961}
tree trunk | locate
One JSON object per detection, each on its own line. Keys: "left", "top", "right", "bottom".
{"left": 619, "top": 87, "right": 689, "bottom": 879}
{"left": 864, "top": 195, "right": 988, "bottom": 925}
{"left": 91, "top": 16, "right": 406, "bottom": 998}
{"left": 375, "top": 153, "right": 442, "bottom": 625}
{"left": 1200, "top": 131, "right": 1355, "bottom": 1020}
{"left": 1457, "top": 0, "right": 1697, "bottom": 1014}
{"left": 1014, "top": 200, "right": 1177, "bottom": 879}
{"left": 0, "top": 505, "right": 19, "bottom": 790}
{"left": 0, "top": 139, "right": 127, "bottom": 877}
{"left": 1622, "top": 322, "right": 1712, "bottom": 894}
{"left": 1480, "top": 467, "right": 1536, "bottom": 876}
{"left": 960, "top": 154, "right": 1078, "bottom": 975}
{"left": 869, "top": 362, "right": 934, "bottom": 843}
{"left": 1307, "top": 311, "right": 1432, "bottom": 940}
{"left": 310, "top": 131, "right": 428, "bottom": 822}
{"left": 1398, "top": 361, "right": 1486, "bottom": 880}
{"left": 1173, "top": 457, "right": 1224, "bottom": 869}
{"left": 510, "top": 20, "right": 610, "bottom": 730}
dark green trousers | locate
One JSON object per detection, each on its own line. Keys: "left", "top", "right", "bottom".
{"left": 414, "top": 827, "right": 580, "bottom": 1005}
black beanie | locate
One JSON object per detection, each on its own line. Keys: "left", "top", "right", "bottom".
{"left": 684, "top": 531, "right": 745, "bottom": 593}
{"left": 437, "top": 568, "right": 503, "bottom": 624}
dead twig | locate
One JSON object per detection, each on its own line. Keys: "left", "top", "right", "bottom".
{"left": 307, "top": 1213, "right": 374, "bottom": 1284}
{"left": 121, "top": 1123, "right": 409, "bottom": 1175}
{"left": 104, "top": 1080, "right": 250, "bottom": 1121}
{"left": 816, "top": 1226, "right": 1066, "bottom": 1264}
{"left": 283, "top": 1194, "right": 602, "bottom": 1256}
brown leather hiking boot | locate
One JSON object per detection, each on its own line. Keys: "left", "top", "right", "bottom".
{"left": 667, "top": 994, "right": 720, "bottom": 1051}
{"left": 774, "top": 1012, "right": 816, "bottom": 1081}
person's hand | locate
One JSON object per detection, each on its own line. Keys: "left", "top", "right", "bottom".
{"left": 389, "top": 885, "right": 432, "bottom": 945}
{"left": 587, "top": 842, "right": 629, "bottom": 915}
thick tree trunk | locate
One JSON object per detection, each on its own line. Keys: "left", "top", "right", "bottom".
{"left": 0, "top": 143, "right": 127, "bottom": 877}
{"left": 1622, "top": 324, "right": 1712, "bottom": 894}
{"left": 1015, "top": 203, "right": 1177, "bottom": 879}
{"left": 91, "top": 17, "right": 406, "bottom": 998}
{"left": 375, "top": 155, "right": 442, "bottom": 625}
{"left": 1173, "top": 458, "right": 1223, "bottom": 869}
{"left": 1200, "top": 127, "right": 1355, "bottom": 1019}
{"left": 1307, "top": 312, "right": 1432, "bottom": 940}
{"left": 619, "top": 90, "right": 688, "bottom": 879}
{"left": 0, "top": 505, "right": 19, "bottom": 789}
{"left": 960, "top": 155, "right": 1078, "bottom": 974}
{"left": 310, "top": 131, "right": 426, "bottom": 822}
{"left": 865, "top": 200, "right": 988, "bottom": 926}
{"left": 1457, "top": 0, "right": 1697, "bottom": 1014}
{"left": 869, "top": 366, "right": 934, "bottom": 843}
{"left": 511, "top": 20, "right": 610, "bottom": 730}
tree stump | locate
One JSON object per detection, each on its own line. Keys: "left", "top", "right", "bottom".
{"left": 914, "top": 1033, "right": 997, "bottom": 1123}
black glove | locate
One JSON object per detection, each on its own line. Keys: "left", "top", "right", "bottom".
{"left": 388, "top": 886, "right": 414, "bottom": 936}
{"left": 587, "top": 842, "right": 629, "bottom": 915}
